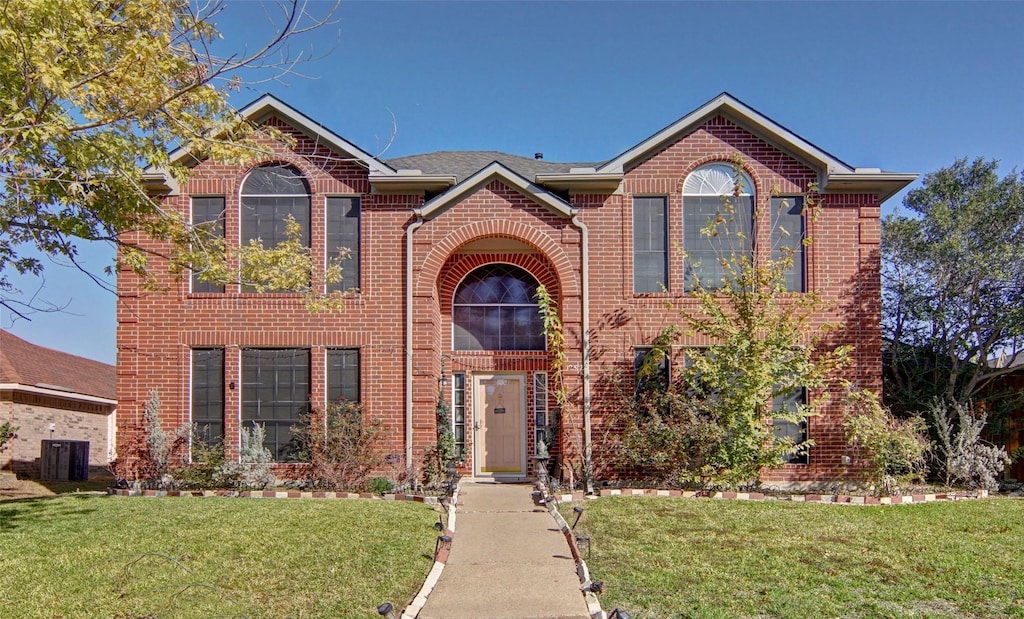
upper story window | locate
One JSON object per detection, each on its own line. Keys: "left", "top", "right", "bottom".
{"left": 683, "top": 164, "right": 754, "bottom": 291}
{"left": 190, "top": 197, "right": 225, "bottom": 293}
{"left": 771, "top": 196, "right": 806, "bottom": 292}
{"left": 452, "top": 264, "right": 545, "bottom": 351}
{"left": 633, "top": 196, "right": 668, "bottom": 294}
{"left": 326, "top": 197, "right": 360, "bottom": 292}
{"left": 241, "top": 164, "right": 311, "bottom": 249}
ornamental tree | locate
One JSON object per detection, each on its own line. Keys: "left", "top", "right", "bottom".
{"left": 0, "top": 0, "right": 341, "bottom": 318}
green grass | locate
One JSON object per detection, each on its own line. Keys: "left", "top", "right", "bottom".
{"left": 0, "top": 494, "right": 439, "bottom": 618}
{"left": 564, "top": 497, "right": 1024, "bottom": 619}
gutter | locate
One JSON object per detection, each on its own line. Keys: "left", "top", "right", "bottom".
{"left": 569, "top": 211, "right": 593, "bottom": 494}
{"left": 404, "top": 214, "right": 425, "bottom": 468}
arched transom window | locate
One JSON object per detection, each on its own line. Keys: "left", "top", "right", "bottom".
{"left": 241, "top": 164, "right": 311, "bottom": 248}
{"left": 682, "top": 163, "right": 755, "bottom": 290}
{"left": 452, "top": 264, "right": 545, "bottom": 351}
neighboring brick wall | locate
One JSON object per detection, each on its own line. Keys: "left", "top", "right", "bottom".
{"left": 116, "top": 112, "right": 885, "bottom": 485}
{"left": 1, "top": 391, "right": 115, "bottom": 478}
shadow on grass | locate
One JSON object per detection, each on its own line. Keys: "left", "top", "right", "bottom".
{"left": 0, "top": 493, "right": 101, "bottom": 532}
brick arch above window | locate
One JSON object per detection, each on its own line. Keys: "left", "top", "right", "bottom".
{"left": 416, "top": 221, "right": 579, "bottom": 298}
{"left": 438, "top": 252, "right": 561, "bottom": 308}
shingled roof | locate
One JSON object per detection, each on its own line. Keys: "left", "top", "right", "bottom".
{"left": 0, "top": 330, "right": 116, "bottom": 401}
{"left": 386, "top": 151, "right": 600, "bottom": 184}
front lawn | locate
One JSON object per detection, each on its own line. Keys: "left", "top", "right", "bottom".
{"left": 0, "top": 494, "right": 438, "bottom": 618}
{"left": 565, "top": 497, "right": 1024, "bottom": 618}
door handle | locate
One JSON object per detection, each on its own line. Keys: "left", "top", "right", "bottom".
{"left": 473, "top": 421, "right": 481, "bottom": 431}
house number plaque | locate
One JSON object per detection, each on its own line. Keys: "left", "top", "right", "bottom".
{"left": 493, "top": 407, "right": 506, "bottom": 414}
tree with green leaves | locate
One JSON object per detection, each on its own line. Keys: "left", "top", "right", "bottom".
{"left": 882, "top": 158, "right": 1024, "bottom": 416}
{"left": 622, "top": 162, "right": 850, "bottom": 488}
{"left": 0, "top": 0, "right": 341, "bottom": 318}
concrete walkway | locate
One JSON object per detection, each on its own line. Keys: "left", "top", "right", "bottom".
{"left": 418, "top": 480, "right": 590, "bottom": 619}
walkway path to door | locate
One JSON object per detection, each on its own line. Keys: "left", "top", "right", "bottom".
{"left": 417, "top": 480, "right": 591, "bottom": 619}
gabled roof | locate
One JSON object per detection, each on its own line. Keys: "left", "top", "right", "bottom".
{"left": 159, "top": 94, "right": 396, "bottom": 175}
{"left": 416, "top": 162, "right": 575, "bottom": 220}
{"left": 0, "top": 331, "right": 116, "bottom": 401}
{"left": 588, "top": 92, "right": 915, "bottom": 200}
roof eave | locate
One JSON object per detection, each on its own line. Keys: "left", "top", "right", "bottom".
{"left": 0, "top": 382, "right": 117, "bottom": 407}
{"left": 824, "top": 172, "right": 919, "bottom": 202}
{"left": 369, "top": 173, "right": 457, "bottom": 195}
{"left": 535, "top": 172, "right": 624, "bottom": 194}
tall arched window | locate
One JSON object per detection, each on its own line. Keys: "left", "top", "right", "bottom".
{"left": 241, "top": 164, "right": 311, "bottom": 248}
{"left": 453, "top": 264, "right": 545, "bottom": 351}
{"left": 682, "top": 163, "right": 755, "bottom": 290}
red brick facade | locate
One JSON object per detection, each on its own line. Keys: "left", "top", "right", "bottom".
{"left": 116, "top": 94, "right": 913, "bottom": 485}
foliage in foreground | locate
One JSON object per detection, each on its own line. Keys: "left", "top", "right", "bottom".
{"left": 292, "top": 400, "right": 388, "bottom": 491}
{"left": 930, "top": 397, "right": 1012, "bottom": 491}
{"left": 0, "top": 495, "right": 437, "bottom": 618}
{"left": 841, "top": 386, "right": 930, "bottom": 495}
{"left": 621, "top": 166, "right": 850, "bottom": 488}
{"left": 566, "top": 497, "right": 1024, "bottom": 619}
{"left": 0, "top": 0, "right": 342, "bottom": 317}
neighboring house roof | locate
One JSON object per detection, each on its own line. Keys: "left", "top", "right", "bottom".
{"left": 0, "top": 330, "right": 116, "bottom": 401}
{"left": 387, "top": 151, "right": 599, "bottom": 184}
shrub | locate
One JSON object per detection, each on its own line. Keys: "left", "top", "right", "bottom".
{"left": 842, "top": 387, "right": 930, "bottom": 495}
{"left": 0, "top": 421, "right": 17, "bottom": 452}
{"left": 930, "top": 398, "right": 1011, "bottom": 491}
{"left": 368, "top": 477, "right": 394, "bottom": 494}
{"left": 292, "top": 400, "right": 384, "bottom": 491}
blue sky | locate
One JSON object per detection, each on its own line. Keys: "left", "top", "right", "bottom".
{"left": 4, "top": 1, "right": 1023, "bottom": 364}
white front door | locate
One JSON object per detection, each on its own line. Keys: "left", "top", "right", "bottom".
{"left": 473, "top": 374, "right": 526, "bottom": 477}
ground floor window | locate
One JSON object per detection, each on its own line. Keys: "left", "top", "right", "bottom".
{"left": 773, "top": 388, "right": 808, "bottom": 464}
{"left": 241, "top": 348, "right": 310, "bottom": 461}
{"left": 191, "top": 348, "right": 225, "bottom": 446}
{"left": 326, "top": 348, "right": 360, "bottom": 403}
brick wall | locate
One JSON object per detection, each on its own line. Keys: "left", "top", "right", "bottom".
{"left": 117, "top": 112, "right": 884, "bottom": 485}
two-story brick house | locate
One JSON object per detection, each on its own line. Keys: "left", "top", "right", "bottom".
{"left": 117, "top": 93, "right": 915, "bottom": 485}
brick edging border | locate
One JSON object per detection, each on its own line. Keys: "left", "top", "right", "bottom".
{"left": 549, "top": 487, "right": 990, "bottom": 505}
{"left": 107, "top": 487, "right": 443, "bottom": 503}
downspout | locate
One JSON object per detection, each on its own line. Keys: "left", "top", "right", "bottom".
{"left": 405, "top": 212, "right": 425, "bottom": 468}
{"left": 570, "top": 210, "right": 593, "bottom": 494}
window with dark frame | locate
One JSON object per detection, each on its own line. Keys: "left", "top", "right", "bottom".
{"left": 190, "top": 197, "right": 225, "bottom": 293}
{"left": 241, "top": 348, "right": 310, "bottom": 462}
{"left": 634, "top": 347, "right": 670, "bottom": 395}
{"left": 452, "top": 373, "right": 466, "bottom": 459}
{"left": 452, "top": 264, "right": 545, "bottom": 351}
{"left": 326, "top": 197, "right": 360, "bottom": 293}
{"left": 770, "top": 196, "right": 805, "bottom": 292}
{"left": 240, "top": 165, "right": 311, "bottom": 292}
{"left": 326, "top": 348, "right": 360, "bottom": 403}
{"left": 683, "top": 164, "right": 754, "bottom": 292}
{"left": 633, "top": 196, "right": 668, "bottom": 293}
{"left": 773, "top": 387, "right": 809, "bottom": 464}
{"left": 191, "top": 348, "right": 225, "bottom": 447}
